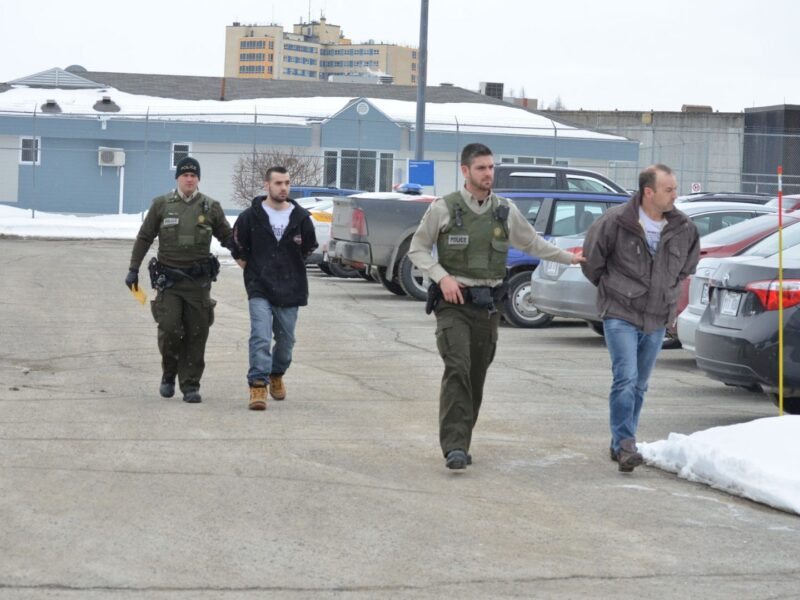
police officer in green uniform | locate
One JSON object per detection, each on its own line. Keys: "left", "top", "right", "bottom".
{"left": 408, "top": 143, "right": 584, "bottom": 470}
{"left": 125, "top": 157, "right": 233, "bottom": 403}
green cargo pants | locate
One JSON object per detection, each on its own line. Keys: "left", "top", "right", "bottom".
{"left": 434, "top": 302, "right": 499, "bottom": 457}
{"left": 150, "top": 276, "right": 216, "bottom": 394}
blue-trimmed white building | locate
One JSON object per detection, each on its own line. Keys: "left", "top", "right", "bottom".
{"left": 0, "top": 67, "right": 639, "bottom": 214}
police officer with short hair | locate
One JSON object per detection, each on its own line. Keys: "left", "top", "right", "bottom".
{"left": 125, "top": 157, "right": 233, "bottom": 403}
{"left": 408, "top": 143, "right": 584, "bottom": 470}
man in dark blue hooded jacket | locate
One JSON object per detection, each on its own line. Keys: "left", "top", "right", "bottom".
{"left": 231, "top": 166, "right": 318, "bottom": 410}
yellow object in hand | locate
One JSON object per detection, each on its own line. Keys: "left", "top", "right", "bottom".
{"left": 131, "top": 285, "right": 147, "bottom": 305}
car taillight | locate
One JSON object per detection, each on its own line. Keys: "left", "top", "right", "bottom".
{"left": 745, "top": 279, "right": 800, "bottom": 310}
{"left": 350, "top": 208, "right": 367, "bottom": 236}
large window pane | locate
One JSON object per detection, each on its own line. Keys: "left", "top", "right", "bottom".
{"left": 379, "top": 153, "right": 393, "bottom": 192}
{"left": 324, "top": 151, "right": 338, "bottom": 187}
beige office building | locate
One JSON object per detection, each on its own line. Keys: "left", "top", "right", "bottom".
{"left": 224, "top": 18, "right": 418, "bottom": 85}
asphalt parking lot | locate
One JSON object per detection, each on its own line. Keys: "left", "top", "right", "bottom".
{"left": 1, "top": 238, "right": 799, "bottom": 599}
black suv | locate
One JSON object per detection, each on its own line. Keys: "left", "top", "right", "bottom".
{"left": 676, "top": 192, "right": 774, "bottom": 205}
{"left": 493, "top": 164, "right": 627, "bottom": 194}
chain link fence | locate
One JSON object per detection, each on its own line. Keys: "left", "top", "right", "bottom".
{"left": 2, "top": 108, "right": 798, "bottom": 214}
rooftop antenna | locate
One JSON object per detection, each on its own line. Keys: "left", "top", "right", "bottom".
{"left": 308, "top": 0, "right": 311, "bottom": 21}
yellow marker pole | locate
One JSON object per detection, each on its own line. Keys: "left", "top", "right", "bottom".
{"left": 130, "top": 285, "right": 147, "bottom": 305}
{"left": 777, "top": 166, "right": 784, "bottom": 415}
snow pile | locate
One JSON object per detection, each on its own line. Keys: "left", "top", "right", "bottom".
{"left": 640, "top": 416, "right": 800, "bottom": 515}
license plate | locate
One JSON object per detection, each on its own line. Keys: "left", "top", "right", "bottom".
{"left": 700, "top": 282, "right": 710, "bottom": 305}
{"left": 544, "top": 261, "right": 560, "bottom": 277}
{"left": 720, "top": 290, "right": 742, "bottom": 316}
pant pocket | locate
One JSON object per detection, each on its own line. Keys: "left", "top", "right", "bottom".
{"left": 149, "top": 292, "right": 163, "bottom": 323}
{"left": 204, "top": 297, "right": 217, "bottom": 327}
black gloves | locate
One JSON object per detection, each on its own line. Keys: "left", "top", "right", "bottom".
{"left": 125, "top": 269, "right": 139, "bottom": 290}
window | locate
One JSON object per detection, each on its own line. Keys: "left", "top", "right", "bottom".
{"left": 324, "top": 151, "right": 338, "bottom": 187}
{"left": 240, "top": 40, "right": 265, "bottom": 49}
{"left": 691, "top": 212, "right": 754, "bottom": 237}
{"left": 325, "top": 150, "right": 394, "bottom": 192}
{"left": 566, "top": 175, "right": 616, "bottom": 193}
{"left": 508, "top": 197, "right": 543, "bottom": 226}
{"left": 171, "top": 143, "right": 191, "bottom": 168}
{"left": 20, "top": 137, "right": 40, "bottom": 164}
{"left": 239, "top": 65, "right": 265, "bottom": 74}
{"left": 550, "top": 200, "right": 606, "bottom": 236}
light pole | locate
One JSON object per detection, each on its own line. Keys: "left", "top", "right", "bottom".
{"left": 414, "top": 0, "right": 429, "bottom": 161}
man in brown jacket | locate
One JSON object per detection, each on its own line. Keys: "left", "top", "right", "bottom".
{"left": 581, "top": 164, "right": 699, "bottom": 472}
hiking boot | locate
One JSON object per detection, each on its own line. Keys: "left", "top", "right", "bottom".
{"left": 183, "top": 390, "right": 202, "bottom": 404}
{"left": 445, "top": 449, "right": 468, "bottom": 470}
{"left": 249, "top": 381, "right": 267, "bottom": 411}
{"left": 616, "top": 438, "right": 643, "bottom": 473}
{"left": 269, "top": 374, "right": 286, "bottom": 401}
{"left": 159, "top": 374, "right": 175, "bottom": 398}
{"left": 466, "top": 453, "right": 473, "bottom": 465}
{"left": 609, "top": 447, "right": 618, "bottom": 462}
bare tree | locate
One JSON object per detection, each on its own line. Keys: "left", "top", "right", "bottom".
{"left": 231, "top": 148, "right": 322, "bottom": 207}
{"left": 547, "top": 95, "right": 566, "bottom": 111}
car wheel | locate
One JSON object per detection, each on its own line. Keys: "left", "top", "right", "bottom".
{"left": 501, "top": 271, "right": 554, "bottom": 328}
{"left": 588, "top": 321, "right": 605, "bottom": 336}
{"left": 397, "top": 253, "right": 429, "bottom": 301}
{"left": 376, "top": 266, "right": 406, "bottom": 296}
{"left": 661, "top": 334, "right": 682, "bottom": 350}
{"left": 328, "top": 261, "right": 361, "bottom": 279}
{"left": 769, "top": 394, "right": 800, "bottom": 414}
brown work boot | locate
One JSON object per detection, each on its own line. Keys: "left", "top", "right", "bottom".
{"left": 269, "top": 374, "right": 286, "bottom": 401}
{"left": 248, "top": 381, "right": 267, "bottom": 411}
{"left": 616, "top": 438, "right": 643, "bottom": 473}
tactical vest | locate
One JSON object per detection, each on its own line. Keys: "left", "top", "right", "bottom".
{"left": 436, "top": 191, "right": 509, "bottom": 280}
{"left": 156, "top": 192, "right": 215, "bottom": 265}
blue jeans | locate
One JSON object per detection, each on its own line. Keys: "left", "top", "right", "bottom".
{"left": 247, "top": 297, "right": 298, "bottom": 384}
{"left": 603, "top": 318, "right": 665, "bottom": 451}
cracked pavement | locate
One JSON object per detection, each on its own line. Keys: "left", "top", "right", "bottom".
{"left": 1, "top": 239, "right": 799, "bottom": 599}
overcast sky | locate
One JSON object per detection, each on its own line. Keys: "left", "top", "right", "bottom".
{"left": 2, "top": 0, "right": 797, "bottom": 112}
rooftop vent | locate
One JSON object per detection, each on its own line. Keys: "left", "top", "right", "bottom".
{"left": 40, "top": 99, "right": 61, "bottom": 113}
{"left": 439, "top": 82, "right": 454, "bottom": 87}
{"left": 93, "top": 95, "right": 120, "bottom": 113}
{"left": 681, "top": 104, "right": 713, "bottom": 113}
{"left": 378, "top": 75, "right": 394, "bottom": 85}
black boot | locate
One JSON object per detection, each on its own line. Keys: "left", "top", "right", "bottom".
{"left": 159, "top": 374, "right": 175, "bottom": 398}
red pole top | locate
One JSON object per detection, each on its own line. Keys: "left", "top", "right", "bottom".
{"left": 778, "top": 166, "right": 783, "bottom": 175}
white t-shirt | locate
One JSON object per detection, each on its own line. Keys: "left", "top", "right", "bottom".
{"left": 262, "top": 202, "right": 294, "bottom": 240}
{"left": 639, "top": 207, "right": 665, "bottom": 255}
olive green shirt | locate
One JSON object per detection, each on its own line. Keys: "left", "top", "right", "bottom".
{"left": 408, "top": 187, "right": 576, "bottom": 286}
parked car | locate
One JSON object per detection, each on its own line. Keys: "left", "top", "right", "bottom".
{"left": 296, "top": 196, "right": 360, "bottom": 278}
{"left": 766, "top": 194, "right": 800, "bottom": 211}
{"left": 292, "top": 186, "right": 363, "bottom": 197}
{"left": 677, "top": 215, "right": 800, "bottom": 353}
{"left": 493, "top": 163, "right": 626, "bottom": 194}
{"left": 531, "top": 201, "right": 778, "bottom": 346}
{"left": 675, "top": 191, "right": 774, "bottom": 205}
{"left": 330, "top": 183, "right": 630, "bottom": 327}
{"left": 694, "top": 243, "right": 800, "bottom": 413}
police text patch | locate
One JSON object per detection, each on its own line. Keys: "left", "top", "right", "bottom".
{"left": 447, "top": 234, "right": 469, "bottom": 245}
{"left": 162, "top": 217, "right": 179, "bottom": 226}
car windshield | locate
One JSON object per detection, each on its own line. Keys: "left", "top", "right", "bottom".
{"left": 741, "top": 221, "right": 800, "bottom": 257}
{"left": 699, "top": 213, "right": 782, "bottom": 247}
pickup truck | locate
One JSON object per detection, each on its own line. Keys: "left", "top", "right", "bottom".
{"left": 330, "top": 188, "right": 631, "bottom": 327}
